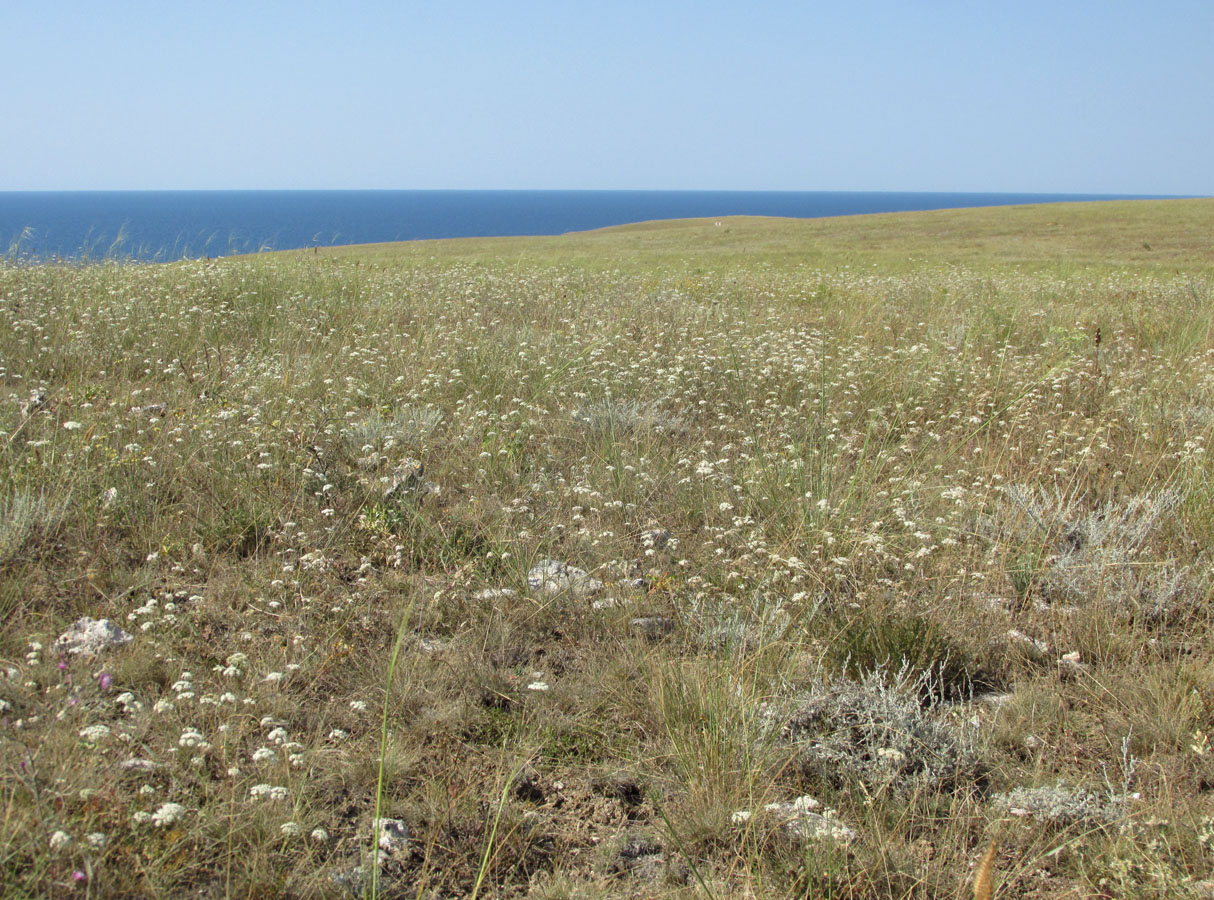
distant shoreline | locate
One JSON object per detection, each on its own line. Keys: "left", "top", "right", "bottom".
{"left": 0, "top": 189, "right": 1188, "bottom": 262}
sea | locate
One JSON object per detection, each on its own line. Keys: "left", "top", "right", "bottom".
{"left": 0, "top": 190, "right": 1169, "bottom": 262}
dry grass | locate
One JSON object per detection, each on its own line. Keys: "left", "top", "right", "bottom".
{"left": 1, "top": 200, "right": 1213, "bottom": 898}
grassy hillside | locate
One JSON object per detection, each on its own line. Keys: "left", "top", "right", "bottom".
{"left": 2, "top": 200, "right": 1213, "bottom": 898}
{"left": 311, "top": 197, "right": 1214, "bottom": 272}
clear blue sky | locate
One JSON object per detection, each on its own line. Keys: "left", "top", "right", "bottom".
{"left": 3, "top": 1, "right": 1210, "bottom": 193}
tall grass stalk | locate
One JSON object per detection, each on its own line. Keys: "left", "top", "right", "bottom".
{"left": 468, "top": 756, "right": 532, "bottom": 900}
{"left": 368, "top": 598, "right": 416, "bottom": 900}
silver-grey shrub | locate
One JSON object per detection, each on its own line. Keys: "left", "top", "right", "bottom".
{"left": 994, "top": 485, "right": 1198, "bottom": 620}
{"left": 784, "top": 665, "right": 980, "bottom": 794}
{"left": 993, "top": 782, "right": 1127, "bottom": 828}
{"left": 572, "top": 398, "right": 690, "bottom": 438}
{"left": 344, "top": 405, "right": 443, "bottom": 454}
{"left": 686, "top": 590, "right": 811, "bottom": 657}
{"left": 0, "top": 491, "right": 66, "bottom": 563}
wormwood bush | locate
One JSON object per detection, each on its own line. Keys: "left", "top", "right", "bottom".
{"left": 0, "top": 490, "right": 66, "bottom": 564}
{"left": 992, "top": 485, "right": 1199, "bottom": 620}
{"left": 686, "top": 591, "right": 803, "bottom": 656}
{"left": 571, "top": 397, "right": 690, "bottom": 438}
{"left": 785, "top": 665, "right": 981, "bottom": 794}
{"left": 993, "top": 782, "right": 1127, "bottom": 829}
{"left": 343, "top": 404, "right": 443, "bottom": 455}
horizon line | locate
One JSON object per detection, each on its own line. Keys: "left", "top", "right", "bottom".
{"left": 0, "top": 188, "right": 1203, "bottom": 198}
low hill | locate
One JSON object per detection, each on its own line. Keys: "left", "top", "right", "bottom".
{"left": 300, "top": 197, "right": 1213, "bottom": 271}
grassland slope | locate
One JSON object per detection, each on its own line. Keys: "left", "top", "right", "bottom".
{"left": 2, "top": 199, "right": 1213, "bottom": 898}
{"left": 304, "top": 197, "right": 1214, "bottom": 273}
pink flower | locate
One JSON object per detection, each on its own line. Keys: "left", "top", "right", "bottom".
{"left": 98, "top": 673, "right": 112, "bottom": 691}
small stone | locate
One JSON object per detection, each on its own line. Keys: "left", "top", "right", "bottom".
{"left": 789, "top": 795, "right": 821, "bottom": 812}
{"left": 1006, "top": 629, "right": 1050, "bottom": 655}
{"left": 121, "top": 758, "right": 158, "bottom": 771}
{"left": 1189, "top": 879, "right": 1214, "bottom": 900}
{"left": 475, "top": 587, "right": 518, "bottom": 602}
{"left": 527, "top": 560, "right": 604, "bottom": 600}
{"left": 20, "top": 389, "right": 49, "bottom": 417}
{"left": 375, "top": 817, "right": 410, "bottom": 857}
{"left": 785, "top": 812, "right": 856, "bottom": 842}
{"left": 618, "top": 838, "right": 662, "bottom": 862}
{"left": 978, "top": 692, "right": 1014, "bottom": 707}
{"left": 382, "top": 457, "right": 438, "bottom": 501}
{"left": 629, "top": 616, "right": 675, "bottom": 639}
{"left": 53, "top": 617, "right": 133, "bottom": 656}
{"left": 614, "top": 839, "right": 686, "bottom": 884}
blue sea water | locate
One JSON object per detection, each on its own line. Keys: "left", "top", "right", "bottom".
{"left": 0, "top": 190, "right": 1170, "bottom": 262}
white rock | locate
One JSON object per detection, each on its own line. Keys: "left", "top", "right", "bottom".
{"left": 121, "top": 758, "right": 158, "bottom": 771}
{"left": 52, "top": 617, "right": 133, "bottom": 656}
{"left": 1006, "top": 629, "right": 1050, "bottom": 655}
{"left": 630, "top": 616, "right": 675, "bottom": 639}
{"left": 475, "top": 587, "right": 518, "bottom": 601}
{"left": 978, "top": 692, "right": 1014, "bottom": 707}
{"left": 789, "top": 795, "right": 821, "bottom": 813}
{"left": 375, "top": 817, "right": 410, "bottom": 855}
{"left": 527, "top": 560, "right": 604, "bottom": 600}
{"left": 1188, "top": 879, "right": 1214, "bottom": 900}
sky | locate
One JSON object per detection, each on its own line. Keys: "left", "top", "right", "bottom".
{"left": 2, "top": 1, "right": 1211, "bottom": 194}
